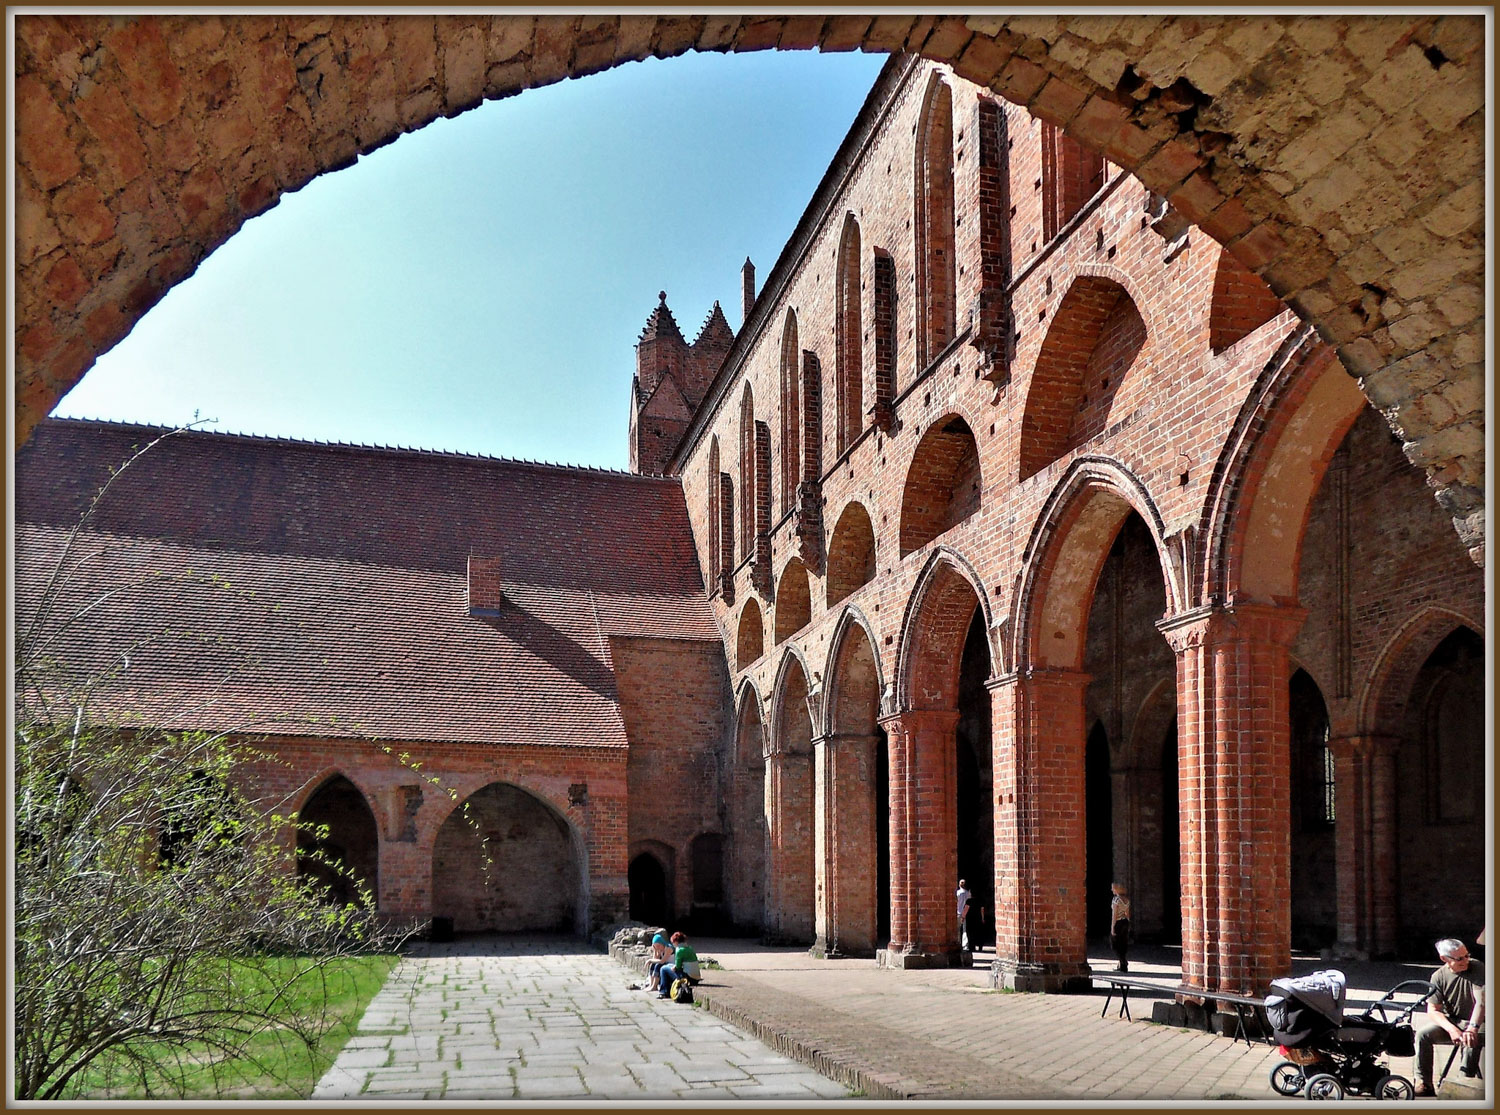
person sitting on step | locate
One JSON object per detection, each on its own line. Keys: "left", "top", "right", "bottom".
{"left": 1413, "top": 937, "right": 1485, "bottom": 1096}
{"left": 656, "top": 931, "right": 701, "bottom": 999}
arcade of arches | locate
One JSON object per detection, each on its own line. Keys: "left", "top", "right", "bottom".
{"left": 14, "top": 21, "right": 1487, "bottom": 1002}
{"left": 14, "top": 14, "right": 1487, "bottom": 558}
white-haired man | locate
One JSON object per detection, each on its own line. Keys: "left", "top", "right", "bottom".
{"left": 1413, "top": 938, "right": 1485, "bottom": 1096}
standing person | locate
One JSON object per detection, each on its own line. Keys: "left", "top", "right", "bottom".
{"left": 1413, "top": 938, "right": 1486, "bottom": 1096}
{"left": 956, "top": 879, "right": 972, "bottom": 951}
{"left": 1110, "top": 883, "right": 1132, "bottom": 972}
{"left": 656, "top": 931, "right": 701, "bottom": 999}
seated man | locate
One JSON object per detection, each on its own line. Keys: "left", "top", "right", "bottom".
{"left": 1413, "top": 937, "right": 1485, "bottom": 1096}
{"left": 656, "top": 931, "right": 701, "bottom": 999}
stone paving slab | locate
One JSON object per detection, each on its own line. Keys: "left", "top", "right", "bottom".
{"left": 311, "top": 934, "right": 852, "bottom": 1101}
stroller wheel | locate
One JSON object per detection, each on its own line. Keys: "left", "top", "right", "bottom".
{"left": 1305, "top": 1074, "right": 1345, "bottom": 1100}
{"left": 1270, "top": 1063, "right": 1307, "bottom": 1096}
{"left": 1374, "top": 1074, "right": 1415, "bottom": 1101}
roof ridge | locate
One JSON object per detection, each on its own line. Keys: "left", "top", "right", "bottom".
{"left": 40, "top": 417, "right": 680, "bottom": 484}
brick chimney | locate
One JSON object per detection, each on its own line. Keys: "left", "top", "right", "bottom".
{"left": 468, "top": 554, "right": 503, "bottom": 615}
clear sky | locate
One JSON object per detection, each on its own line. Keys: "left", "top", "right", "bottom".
{"left": 51, "top": 48, "right": 889, "bottom": 471}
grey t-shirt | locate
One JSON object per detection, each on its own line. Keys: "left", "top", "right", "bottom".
{"left": 1429, "top": 959, "right": 1485, "bottom": 1021}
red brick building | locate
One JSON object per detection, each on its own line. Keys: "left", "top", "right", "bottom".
{"left": 16, "top": 56, "right": 1484, "bottom": 999}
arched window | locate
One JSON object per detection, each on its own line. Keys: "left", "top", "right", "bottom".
{"left": 915, "top": 75, "right": 956, "bottom": 371}
{"left": 1041, "top": 122, "right": 1105, "bottom": 241}
{"left": 779, "top": 311, "right": 801, "bottom": 514}
{"left": 738, "top": 384, "right": 755, "bottom": 554}
{"left": 899, "top": 415, "right": 982, "bottom": 556}
{"left": 835, "top": 215, "right": 863, "bottom": 455}
{"left": 707, "top": 436, "right": 721, "bottom": 592}
{"left": 872, "top": 249, "right": 897, "bottom": 418}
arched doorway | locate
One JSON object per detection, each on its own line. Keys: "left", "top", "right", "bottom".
{"left": 767, "top": 654, "right": 816, "bottom": 945}
{"left": 727, "top": 685, "right": 767, "bottom": 934}
{"left": 821, "top": 612, "right": 886, "bottom": 957}
{"left": 954, "top": 608, "right": 993, "bottom": 954}
{"left": 432, "top": 782, "right": 581, "bottom": 934}
{"left": 1289, "top": 668, "right": 1336, "bottom": 952}
{"left": 1396, "top": 627, "right": 1484, "bottom": 953}
{"left": 296, "top": 774, "right": 379, "bottom": 908}
{"left": 628, "top": 851, "right": 671, "bottom": 927}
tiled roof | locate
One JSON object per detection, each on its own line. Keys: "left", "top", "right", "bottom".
{"left": 15, "top": 420, "right": 720, "bottom": 746}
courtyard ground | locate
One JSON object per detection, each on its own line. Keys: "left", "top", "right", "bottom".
{"left": 315, "top": 933, "right": 1488, "bottom": 1102}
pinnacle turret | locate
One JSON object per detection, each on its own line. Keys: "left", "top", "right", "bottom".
{"left": 638, "top": 290, "right": 684, "bottom": 344}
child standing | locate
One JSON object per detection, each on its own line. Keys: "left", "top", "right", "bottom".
{"left": 1110, "top": 883, "right": 1132, "bottom": 972}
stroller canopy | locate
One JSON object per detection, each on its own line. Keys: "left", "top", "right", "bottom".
{"left": 1266, "top": 969, "right": 1349, "bottom": 1046}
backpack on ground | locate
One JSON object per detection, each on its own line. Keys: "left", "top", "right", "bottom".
{"left": 670, "top": 977, "right": 694, "bottom": 1004}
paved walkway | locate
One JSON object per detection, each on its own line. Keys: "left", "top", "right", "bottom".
{"left": 312, "top": 935, "right": 851, "bottom": 1100}
{"left": 316, "top": 934, "right": 1488, "bottom": 1103}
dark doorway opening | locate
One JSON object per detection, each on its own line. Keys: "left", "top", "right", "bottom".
{"left": 876, "top": 725, "right": 890, "bottom": 946}
{"left": 1159, "top": 719, "right": 1181, "bottom": 944}
{"left": 1085, "top": 721, "right": 1114, "bottom": 938}
{"left": 629, "top": 853, "right": 670, "bottom": 927}
{"left": 955, "top": 609, "right": 993, "bottom": 950}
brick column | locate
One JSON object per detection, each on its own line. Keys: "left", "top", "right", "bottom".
{"left": 988, "top": 669, "right": 1093, "bottom": 991}
{"left": 763, "top": 747, "right": 814, "bottom": 944}
{"left": 814, "top": 732, "right": 879, "bottom": 957}
{"left": 1160, "top": 603, "right": 1306, "bottom": 996}
{"left": 877, "top": 709, "right": 960, "bottom": 968}
{"left": 377, "top": 840, "right": 431, "bottom": 921}
{"left": 1330, "top": 734, "right": 1399, "bottom": 959}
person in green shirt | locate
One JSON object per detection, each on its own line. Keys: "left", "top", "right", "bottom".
{"left": 655, "top": 931, "right": 701, "bottom": 998}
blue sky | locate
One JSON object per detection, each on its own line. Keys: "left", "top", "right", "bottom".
{"left": 52, "top": 49, "right": 888, "bottom": 470}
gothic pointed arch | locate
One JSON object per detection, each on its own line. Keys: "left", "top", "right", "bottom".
{"left": 738, "top": 383, "right": 756, "bottom": 554}
{"left": 779, "top": 310, "right": 801, "bottom": 513}
{"left": 1013, "top": 456, "right": 1179, "bottom": 672}
{"left": 823, "top": 604, "right": 886, "bottom": 738}
{"left": 898, "top": 413, "right": 982, "bottom": 557}
{"left": 1357, "top": 606, "right": 1486, "bottom": 739}
{"left": 1209, "top": 246, "right": 1286, "bottom": 354}
{"left": 773, "top": 556, "right": 812, "bottom": 643}
{"left": 736, "top": 597, "right": 764, "bottom": 672}
{"left": 1018, "top": 275, "right": 1147, "bottom": 482}
{"left": 767, "top": 647, "right": 816, "bottom": 943}
{"left": 728, "top": 678, "right": 768, "bottom": 932}
{"left": 893, "top": 545, "right": 992, "bottom": 713}
{"left": 706, "top": 435, "right": 721, "bottom": 590}
{"left": 1199, "top": 329, "right": 1367, "bottom": 606}
{"left": 835, "top": 214, "right": 864, "bottom": 455}
{"left": 914, "top": 72, "right": 956, "bottom": 371}
{"left": 826, "top": 499, "right": 877, "bottom": 606}
{"left": 295, "top": 771, "right": 379, "bottom": 908}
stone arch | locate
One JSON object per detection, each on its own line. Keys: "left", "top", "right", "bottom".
{"left": 432, "top": 780, "right": 584, "bottom": 934}
{"left": 1018, "top": 275, "right": 1147, "bottom": 482}
{"left": 1208, "top": 246, "right": 1286, "bottom": 354}
{"left": 914, "top": 69, "right": 956, "bottom": 371}
{"left": 16, "top": 16, "right": 1485, "bottom": 554}
{"left": 898, "top": 413, "right": 982, "bottom": 558}
{"left": 295, "top": 771, "right": 379, "bottom": 907}
{"left": 826, "top": 498, "right": 876, "bottom": 607}
{"left": 1201, "top": 332, "right": 1368, "bottom": 606}
{"left": 767, "top": 647, "right": 816, "bottom": 943}
{"left": 835, "top": 213, "right": 863, "bottom": 456}
{"left": 1357, "top": 605, "right": 1485, "bottom": 739}
{"left": 1014, "top": 456, "right": 1180, "bottom": 672}
{"left": 727, "top": 678, "right": 767, "bottom": 931}
{"left": 779, "top": 309, "right": 801, "bottom": 514}
{"left": 735, "top": 597, "right": 764, "bottom": 672}
{"left": 773, "top": 555, "right": 812, "bottom": 643}
{"left": 894, "top": 545, "right": 992, "bottom": 713}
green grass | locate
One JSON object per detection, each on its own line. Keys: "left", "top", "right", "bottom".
{"left": 66, "top": 952, "right": 399, "bottom": 1100}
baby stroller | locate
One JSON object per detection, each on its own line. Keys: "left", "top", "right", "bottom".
{"left": 1264, "top": 970, "right": 1430, "bottom": 1100}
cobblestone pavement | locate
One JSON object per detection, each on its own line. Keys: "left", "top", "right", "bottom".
{"left": 311, "top": 935, "right": 851, "bottom": 1101}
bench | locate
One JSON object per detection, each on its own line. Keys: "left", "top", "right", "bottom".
{"left": 1091, "top": 969, "right": 1270, "bottom": 1049}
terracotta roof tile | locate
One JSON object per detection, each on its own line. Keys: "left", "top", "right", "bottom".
{"left": 15, "top": 420, "right": 720, "bottom": 746}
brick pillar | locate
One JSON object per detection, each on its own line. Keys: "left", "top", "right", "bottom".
{"left": 814, "top": 732, "right": 880, "bottom": 957}
{"left": 378, "top": 840, "right": 432, "bottom": 921}
{"left": 1160, "top": 603, "right": 1306, "bottom": 996}
{"left": 764, "top": 747, "right": 813, "bottom": 944}
{"left": 1331, "top": 734, "right": 1400, "bottom": 959}
{"left": 988, "top": 669, "right": 1093, "bottom": 991}
{"left": 878, "top": 709, "right": 960, "bottom": 968}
